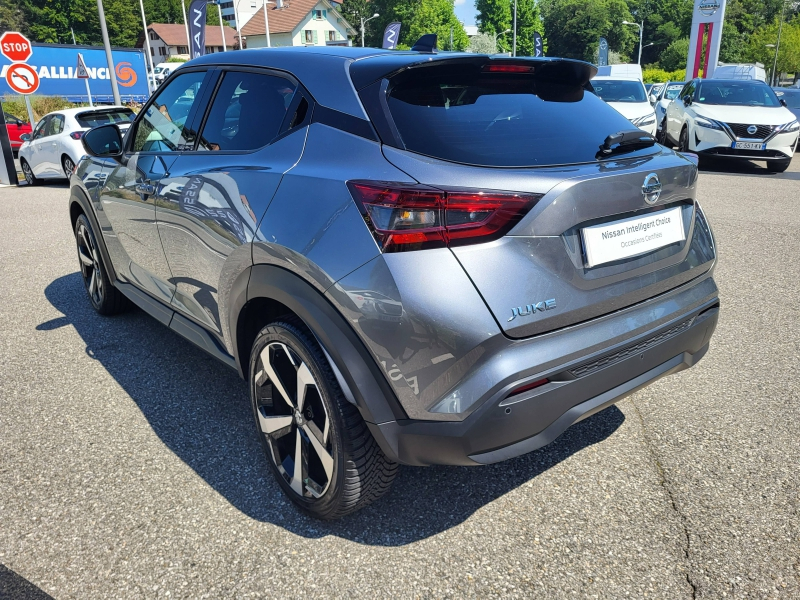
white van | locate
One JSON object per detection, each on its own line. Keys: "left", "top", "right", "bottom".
{"left": 596, "top": 63, "right": 643, "bottom": 81}
{"left": 712, "top": 63, "right": 767, "bottom": 82}
{"left": 152, "top": 62, "right": 186, "bottom": 86}
{"left": 592, "top": 76, "right": 657, "bottom": 136}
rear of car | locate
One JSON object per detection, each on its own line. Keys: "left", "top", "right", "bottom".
{"left": 4, "top": 112, "right": 31, "bottom": 154}
{"left": 655, "top": 81, "right": 684, "bottom": 134}
{"left": 592, "top": 76, "right": 657, "bottom": 135}
{"left": 341, "top": 55, "right": 718, "bottom": 466}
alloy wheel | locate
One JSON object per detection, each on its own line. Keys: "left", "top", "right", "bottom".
{"left": 63, "top": 156, "right": 75, "bottom": 178}
{"left": 76, "top": 221, "right": 104, "bottom": 306}
{"left": 22, "top": 161, "right": 34, "bottom": 185}
{"left": 254, "top": 342, "right": 334, "bottom": 498}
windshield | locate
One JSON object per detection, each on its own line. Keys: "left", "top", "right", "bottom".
{"left": 663, "top": 84, "right": 684, "bottom": 100}
{"left": 76, "top": 109, "right": 136, "bottom": 128}
{"left": 386, "top": 64, "right": 658, "bottom": 167}
{"left": 593, "top": 80, "right": 647, "bottom": 103}
{"left": 696, "top": 81, "right": 780, "bottom": 106}
{"left": 776, "top": 90, "right": 800, "bottom": 109}
{"left": 154, "top": 67, "right": 165, "bottom": 74}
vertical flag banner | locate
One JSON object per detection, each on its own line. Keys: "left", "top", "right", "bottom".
{"left": 533, "top": 32, "right": 543, "bottom": 57}
{"left": 382, "top": 22, "right": 402, "bottom": 50}
{"left": 188, "top": 0, "right": 208, "bottom": 59}
{"left": 598, "top": 37, "right": 609, "bottom": 66}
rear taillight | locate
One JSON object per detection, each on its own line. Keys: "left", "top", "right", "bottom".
{"left": 70, "top": 131, "right": 84, "bottom": 140}
{"left": 347, "top": 181, "right": 541, "bottom": 252}
{"left": 482, "top": 63, "right": 536, "bottom": 73}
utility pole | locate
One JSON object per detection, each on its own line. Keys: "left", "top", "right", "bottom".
{"left": 512, "top": 0, "right": 517, "bottom": 57}
{"left": 96, "top": 0, "right": 121, "bottom": 105}
{"left": 139, "top": 0, "right": 154, "bottom": 94}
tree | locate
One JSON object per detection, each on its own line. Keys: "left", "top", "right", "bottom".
{"left": 476, "top": 0, "right": 512, "bottom": 51}
{"left": 476, "top": 0, "right": 545, "bottom": 56}
{"left": 339, "top": 0, "right": 371, "bottom": 45}
{"left": 660, "top": 36, "right": 689, "bottom": 71}
{"left": 0, "top": 0, "right": 28, "bottom": 33}
{"left": 368, "top": 0, "right": 467, "bottom": 50}
{"left": 540, "top": 0, "right": 635, "bottom": 62}
{"left": 746, "top": 16, "right": 800, "bottom": 77}
{"left": 467, "top": 32, "right": 497, "bottom": 53}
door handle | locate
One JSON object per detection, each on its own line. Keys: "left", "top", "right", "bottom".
{"left": 135, "top": 181, "right": 156, "bottom": 196}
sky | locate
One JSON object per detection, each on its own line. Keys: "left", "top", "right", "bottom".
{"left": 455, "top": 0, "right": 478, "bottom": 28}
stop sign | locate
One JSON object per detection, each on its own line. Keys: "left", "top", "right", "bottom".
{"left": 0, "top": 32, "right": 33, "bottom": 63}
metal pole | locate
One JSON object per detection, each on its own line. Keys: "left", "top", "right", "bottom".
{"left": 218, "top": 3, "right": 226, "bottom": 51}
{"left": 361, "top": 17, "right": 365, "bottom": 47}
{"left": 512, "top": 0, "right": 517, "bottom": 57}
{"left": 772, "top": 1, "right": 786, "bottom": 86}
{"left": 638, "top": 21, "right": 643, "bottom": 65}
{"left": 24, "top": 96, "right": 36, "bottom": 129}
{"left": 96, "top": 0, "right": 121, "bottom": 105}
{"left": 450, "top": 25, "right": 453, "bottom": 51}
{"left": 85, "top": 78, "right": 94, "bottom": 107}
{"left": 139, "top": 0, "right": 154, "bottom": 94}
{"left": 71, "top": 28, "right": 77, "bottom": 44}
{"left": 262, "top": 0, "right": 271, "bottom": 47}
{"left": 182, "top": 0, "right": 191, "bottom": 55}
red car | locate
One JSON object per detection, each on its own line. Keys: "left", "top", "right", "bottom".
{"left": 4, "top": 112, "right": 32, "bottom": 155}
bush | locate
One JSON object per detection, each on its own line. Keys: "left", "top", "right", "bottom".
{"left": 167, "top": 56, "right": 187, "bottom": 63}
{"left": 1, "top": 94, "right": 89, "bottom": 122}
{"left": 642, "top": 68, "right": 686, "bottom": 83}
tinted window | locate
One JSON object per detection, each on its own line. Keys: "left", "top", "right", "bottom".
{"left": 777, "top": 90, "right": 800, "bottom": 108}
{"left": 696, "top": 81, "right": 780, "bottom": 106}
{"left": 4, "top": 112, "right": 22, "bottom": 125}
{"left": 77, "top": 109, "right": 135, "bottom": 128}
{"left": 593, "top": 80, "right": 647, "bottom": 103}
{"left": 386, "top": 65, "right": 654, "bottom": 167}
{"left": 197, "top": 71, "right": 296, "bottom": 151}
{"left": 133, "top": 70, "right": 206, "bottom": 152}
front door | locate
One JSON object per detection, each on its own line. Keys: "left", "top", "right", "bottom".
{"left": 28, "top": 116, "right": 50, "bottom": 177}
{"left": 40, "top": 113, "right": 65, "bottom": 175}
{"left": 156, "top": 68, "right": 308, "bottom": 337}
{"left": 96, "top": 69, "right": 212, "bottom": 305}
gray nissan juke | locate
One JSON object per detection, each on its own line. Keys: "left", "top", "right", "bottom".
{"left": 70, "top": 45, "right": 719, "bottom": 519}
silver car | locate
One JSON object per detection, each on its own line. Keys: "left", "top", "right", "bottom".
{"left": 70, "top": 46, "right": 719, "bottom": 519}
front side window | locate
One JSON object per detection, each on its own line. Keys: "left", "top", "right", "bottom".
{"left": 696, "top": 81, "right": 781, "bottom": 107}
{"left": 4, "top": 112, "right": 22, "bottom": 125}
{"left": 592, "top": 79, "right": 647, "bottom": 103}
{"left": 133, "top": 70, "right": 207, "bottom": 152}
{"left": 662, "top": 83, "right": 684, "bottom": 101}
{"left": 197, "top": 71, "right": 297, "bottom": 151}
{"left": 32, "top": 117, "right": 49, "bottom": 140}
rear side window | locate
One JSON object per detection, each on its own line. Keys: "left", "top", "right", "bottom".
{"left": 197, "top": 71, "right": 297, "bottom": 151}
{"left": 386, "top": 64, "right": 654, "bottom": 167}
{"left": 76, "top": 109, "right": 135, "bottom": 128}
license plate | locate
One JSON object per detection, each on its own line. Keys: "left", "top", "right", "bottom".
{"left": 581, "top": 206, "right": 685, "bottom": 268}
{"left": 733, "top": 141, "right": 766, "bottom": 150}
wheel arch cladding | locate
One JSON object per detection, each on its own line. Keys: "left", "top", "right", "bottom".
{"left": 234, "top": 265, "right": 406, "bottom": 426}
{"left": 69, "top": 186, "right": 118, "bottom": 282}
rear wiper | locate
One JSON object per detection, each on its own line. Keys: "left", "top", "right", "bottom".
{"left": 597, "top": 129, "right": 656, "bottom": 158}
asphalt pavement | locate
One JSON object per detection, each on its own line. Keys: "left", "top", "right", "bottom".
{"left": 0, "top": 158, "right": 798, "bottom": 599}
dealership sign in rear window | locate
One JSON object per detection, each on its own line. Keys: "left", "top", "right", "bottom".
{"left": 0, "top": 43, "right": 149, "bottom": 102}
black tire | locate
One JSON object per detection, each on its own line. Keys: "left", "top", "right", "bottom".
{"left": 770, "top": 158, "right": 791, "bottom": 173}
{"left": 657, "top": 117, "right": 669, "bottom": 145}
{"left": 20, "top": 159, "right": 39, "bottom": 186}
{"left": 679, "top": 126, "right": 690, "bottom": 152}
{"left": 250, "top": 319, "right": 399, "bottom": 519}
{"left": 62, "top": 155, "right": 76, "bottom": 179}
{"left": 74, "top": 214, "right": 129, "bottom": 315}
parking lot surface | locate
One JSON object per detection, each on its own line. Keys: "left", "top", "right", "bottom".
{"left": 1, "top": 160, "right": 799, "bottom": 599}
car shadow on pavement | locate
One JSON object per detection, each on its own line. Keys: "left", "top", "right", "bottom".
{"left": 41, "top": 273, "right": 624, "bottom": 546}
{"left": 699, "top": 156, "right": 800, "bottom": 179}
{"left": 0, "top": 564, "right": 55, "bottom": 600}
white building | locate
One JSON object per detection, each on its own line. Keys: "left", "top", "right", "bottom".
{"left": 240, "top": 0, "right": 355, "bottom": 48}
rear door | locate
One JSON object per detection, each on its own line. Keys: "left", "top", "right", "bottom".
{"left": 156, "top": 67, "right": 309, "bottom": 335}
{"left": 372, "top": 60, "right": 713, "bottom": 338}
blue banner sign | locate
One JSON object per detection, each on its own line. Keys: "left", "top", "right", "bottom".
{"left": 0, "top": 43, "right": 149, "bottom": 103}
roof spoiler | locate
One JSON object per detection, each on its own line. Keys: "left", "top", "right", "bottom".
{"left": 411, "top": 34, "right": 437, "bottom": 54}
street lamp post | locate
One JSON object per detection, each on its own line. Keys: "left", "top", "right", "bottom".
{"left": 622, "top": 20, "right": 644, "bottom": 65}
{"left": 138, "top": 0, "right": 154, "bottom": 94}
{"left": 495, "top": 28, "right": 511, "bottom": 53}
{"left": 771, "top": 0, "right": 788, "bottom": 86}
{"left": 360, "top": 13, "right": 379, "bottom": 48}
{"left": 262, "top": 0, "right": 272, "bottom": 47}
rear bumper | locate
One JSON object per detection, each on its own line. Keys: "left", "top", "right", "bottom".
{"left": 370, "top": 299, "right": 719, "bottom": 466}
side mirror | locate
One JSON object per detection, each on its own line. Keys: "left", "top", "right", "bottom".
{"left": 649, "top": 94, "right": 657, "bottom": 104}
{"left": 780, "top": 98, "right": 787, "bottom": 107}
{"left": 19, "top": 133, "right": 31, "bottom": 142}
{"left": 82, "top": 124, "right": 123, "bottom": 158}
{"left": 683, "top": 95, "right": 692, "bottom": 106}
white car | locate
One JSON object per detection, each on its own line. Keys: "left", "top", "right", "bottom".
{"left": 664, "top": 78, "right": 799, "bottom": 172}
{"left": 654, "top": 81, "right": 685, "bottom": 138}
{"left": 18, "top": 106, "right": 135, "bottom": 185}
{"left": 153, "top": 62, "right": 185, "bottom": 87}
{"left": 592, "top": 76, "right": 657, "bottom": 136}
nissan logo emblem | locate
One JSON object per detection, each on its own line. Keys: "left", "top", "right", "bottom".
{"left": 699, "top": 0, "right": 720, "bottom": 17}
{"left": 747, "top": 125, "right": 758, "bottom": 135}
{"left": 642, "top": 173, "right": 662, "bottom": 205}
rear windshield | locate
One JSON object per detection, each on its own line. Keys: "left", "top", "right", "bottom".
{"left": 696, "top": 81, "right": 780, "bottom": 106}
{"left": 76, "top": 109, "right": 136, "bottom": 128}
{"left": 593, "top": 79, "right": 647, "bottom": 103}
{"left": 386, "top": 65, "right": 656, "bottom": 167}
